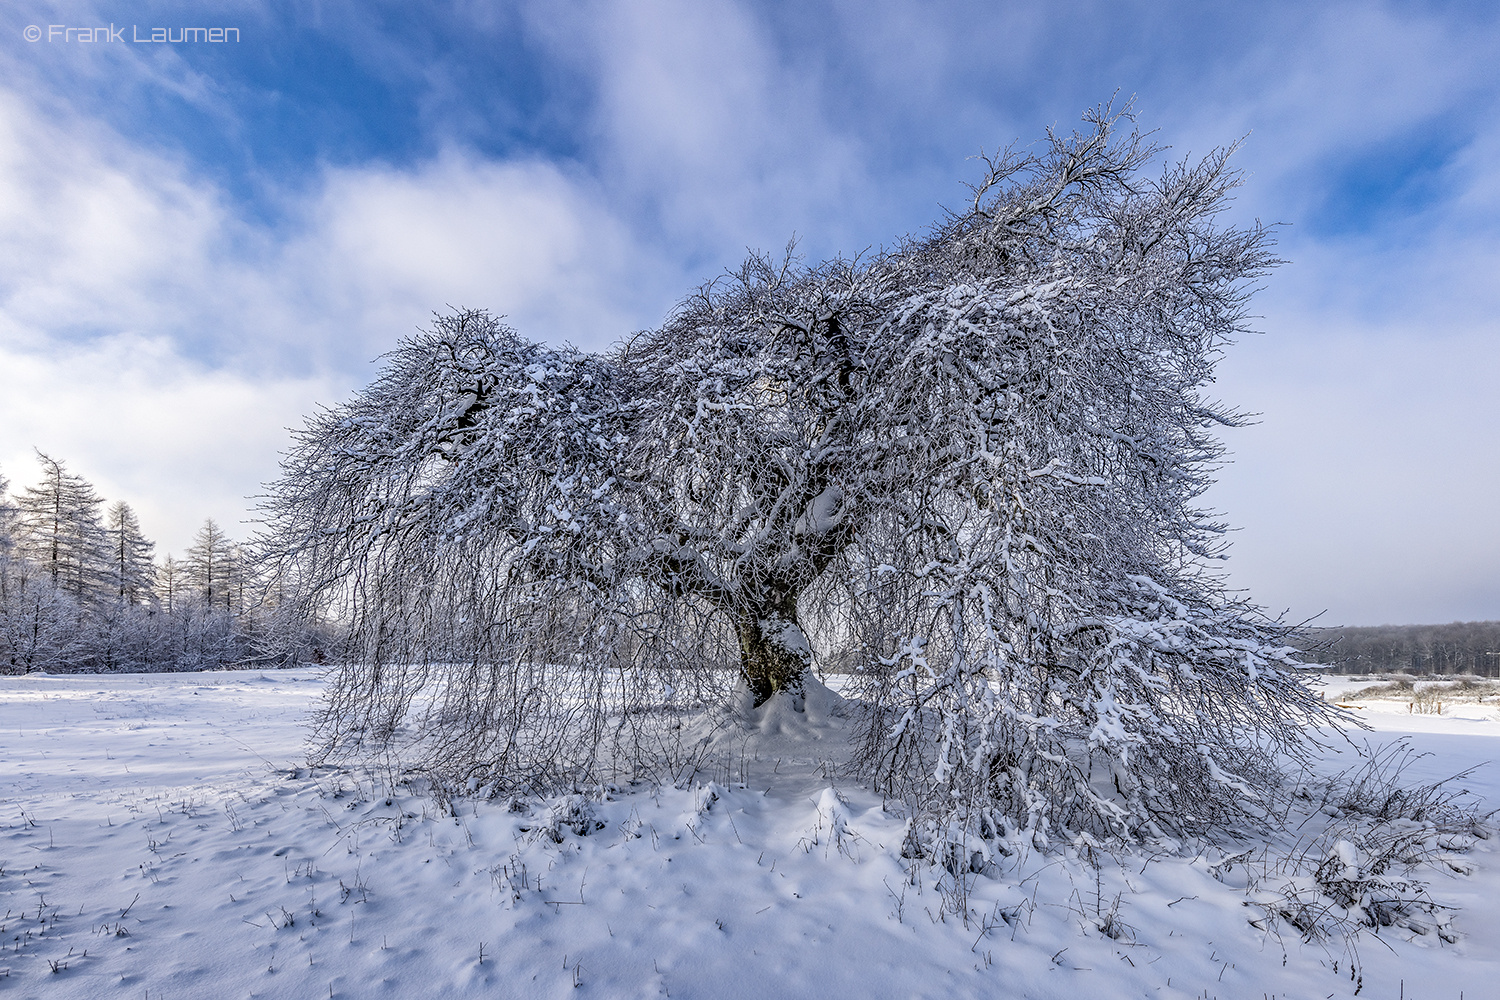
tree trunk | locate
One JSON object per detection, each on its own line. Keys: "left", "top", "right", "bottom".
{"left": 736, "top": 598, "right": 812, "bottom": 708}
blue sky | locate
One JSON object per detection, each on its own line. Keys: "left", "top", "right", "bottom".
{"left": 1, "top": 0, "right": 1498, "bottom": 626}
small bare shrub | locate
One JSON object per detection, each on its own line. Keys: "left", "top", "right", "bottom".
{"left": 1247, "top": 741, "right": 1491, "bottom": 951}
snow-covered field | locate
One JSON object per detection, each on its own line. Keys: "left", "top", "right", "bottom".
{"left": 1, "top": 669, "right": 1496, "bottom": 999}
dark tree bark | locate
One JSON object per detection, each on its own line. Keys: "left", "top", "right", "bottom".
{"left": 735, "top": 594, "right": 810, "bottom": 707}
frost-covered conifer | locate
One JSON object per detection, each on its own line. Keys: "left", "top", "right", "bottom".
{"left": 15, "top": 451, "right": 109, "bottom": 605}
{"left": 185, "top": 519, "right": 239, "bottom": 613}
{"left": 106, "top": 501, "right": 157, "bottom": 607}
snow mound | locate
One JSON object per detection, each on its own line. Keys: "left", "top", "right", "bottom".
{"left": 741, "top": 670, "right": 846, "bottom": 734}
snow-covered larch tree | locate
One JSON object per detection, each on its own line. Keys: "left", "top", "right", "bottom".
{"left": 184, "top": 519, "right": 239, "bottom": 613}
{"left": 106, "top": 501, "right": 156, "bottom": 607}
{"left": 264, "top": 104, "right": 1336, "bottom": 844}
{"left": 15, "top": 451, "right": 109, "bottom": 604}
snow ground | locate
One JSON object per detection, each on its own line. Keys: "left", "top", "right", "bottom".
{"left": 1, "top": 669, "right": 1495, "bottom": 999}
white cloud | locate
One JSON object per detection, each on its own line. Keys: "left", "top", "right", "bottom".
{"left": 286, "top": 152, "right": 676, "bottom": 357}
{"left": 1116, "top": 3, "right": 1500, "bottom": 623}
{"left": 0, "top": 333, "right": 344, "bottom": 557}
{"left": 0, "top": 89, "right": 236, "bottom": 346}
{"left": 1155, "top": 2, "right": 1500, "bottom": 229}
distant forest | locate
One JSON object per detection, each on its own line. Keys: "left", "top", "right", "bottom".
{"left": 1, "top": 451, "right": 319, "bottom": 673}
{"left": 1293, "top": 621, "right": 1500, "bottom": 676}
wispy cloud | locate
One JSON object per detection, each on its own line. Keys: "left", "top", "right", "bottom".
{"left": 521, "top": 0, "right": 877, "bottom": 261}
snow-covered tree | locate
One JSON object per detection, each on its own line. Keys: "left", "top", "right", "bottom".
{"left": 184, "top": 519, "right": 239, "bottom": 613}
{"left": 0, "top": 568, "right": 80, "bottom": 673}
{"left": 0, "top": 466, "right": 14, "bottom": 563}
{"left": 265, "top": 105, "right": 1336, "bottom": 844}
{"left": 157, "top": 554, "right": 182, "bottom": 615}
{"left": 15, "top": 452, "right": 108, "bottom": 604}
{"left": 106, "top": 501, "right": 156, "bottom": 606}
{"left": 0, "top": 465, "right": 16, "bottom": 608}
{"left": 0, "top": 460, "right": 309, "bottom": 673}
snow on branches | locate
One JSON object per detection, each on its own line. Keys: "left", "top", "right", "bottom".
{"left": 264, "top": 104, "right": 1337, "bottom": 846}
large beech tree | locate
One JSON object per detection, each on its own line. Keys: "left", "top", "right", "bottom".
{"left": 265, "top": 107, "right": 1335, "bottom": 843}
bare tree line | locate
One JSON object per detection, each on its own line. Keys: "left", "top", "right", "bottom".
{"left": 1296, "top": 621, "right": 1500, "bottom": 676}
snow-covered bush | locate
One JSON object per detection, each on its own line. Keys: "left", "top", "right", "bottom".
{"left": 1239, "top": 742, "right": 1490, "bottom": 954}
{"left": 264, "top": 103, "right": 1337, "bottom": 849}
